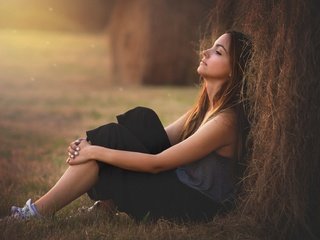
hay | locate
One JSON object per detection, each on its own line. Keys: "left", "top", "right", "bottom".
{"left": 107, "top": 0, "right": 320, "bottom": 237}
{"left": 209, "top": 0, "right": 320, "bottom": 239}
{"left": 108, "top": 0, "right": 214, "bottom": 85}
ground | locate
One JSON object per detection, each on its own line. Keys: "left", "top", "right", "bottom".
{"left": 0, "top": 29, "right": 262, "bottom": 240}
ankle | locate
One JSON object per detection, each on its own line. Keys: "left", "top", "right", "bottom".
{"left": 11, "top": 199, "right": 42, "bottom": 220}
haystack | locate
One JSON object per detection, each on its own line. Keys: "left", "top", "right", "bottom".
{"left": 209, "top": 0, "right": 320, "bottom": 239}
{"left": 108, "top": 0, "right": 213, "bottom": 85}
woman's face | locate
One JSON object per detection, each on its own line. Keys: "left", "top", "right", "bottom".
{"left": 197, "top": 33, "right": 231, "bottom": 81}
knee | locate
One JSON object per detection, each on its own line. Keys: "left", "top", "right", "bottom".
{"left": 87, "top": 159, "right": 99, "bottom": 168}
{"left": 89, "top": 122, "right": 122, "bottom": 138}
{"left": 133, "top": 106, "right": 157, "bottom": 116}
{"left": 104, "top": 122, "right": 120, "bottom": 129}
{"left": 68, "top": 160, "right": 99, "bottom": 178}
{"left": 126, "top": 106, "right": 159, "bottom": 124}
{"left": 79, "top": 160, "right": 99, "bottom": 173}
{"left": 86, "top": 122, "right": 126, "bottom": 148}
{"left": 103, "top": 122, "right": 124, "bottom": 135}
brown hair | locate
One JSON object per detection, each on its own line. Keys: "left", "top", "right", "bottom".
{"left": 180, "top": 30, "right": 253, "bottom": 163}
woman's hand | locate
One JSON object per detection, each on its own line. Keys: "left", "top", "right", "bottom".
{"left": 66, "top": 138, "right": 93, "bottom": 165}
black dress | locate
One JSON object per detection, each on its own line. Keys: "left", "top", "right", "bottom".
{"left": 86, "top": 106, "right": 223, "bottom": 221}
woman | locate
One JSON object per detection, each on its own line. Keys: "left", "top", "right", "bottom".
{"left": 11, "top": 30, "right": 252, "bottom": 221}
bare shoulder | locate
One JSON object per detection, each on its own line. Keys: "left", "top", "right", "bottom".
{"left": 208, "top": 108, "right": 237, "bottom": 129}
{"left": 197, "top": 108, "right": 238, "bottom": 141}
{"left": 203, "top": 109, "right": 238, "bottom": 158}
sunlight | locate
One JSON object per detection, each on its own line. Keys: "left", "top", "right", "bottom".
{"left": 0, "top": 0, "right": 108, "bottom": 32}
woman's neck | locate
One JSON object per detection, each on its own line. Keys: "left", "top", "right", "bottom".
{"left": 204, "top": 79, "right": 224, "bottom": 110}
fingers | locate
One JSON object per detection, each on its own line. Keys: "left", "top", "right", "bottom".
{"left": 72, "top": 138, "right": 86, "bottom": 149}
{"left": 66, "top": 138, "right": 87, "bottom": 164}
{"left": 68, "top": 145, "right": 80, "bottom": 153}
{"left": 69, "top": 144, "right": 80, "bottom": 152}
{"left": 75, "top": 138, "right": 86, "bottom": 145}
{"left": 66, "top": 157, "right": 75, "bottom": 165}
{"left": 68, "top": 138, "right": 83, "bottom": 158}
{"left": 68, "top": 146, "right": 80, "bottom": 158}
{"left": 71, "top": 141, "right": 80, "bottom": 149}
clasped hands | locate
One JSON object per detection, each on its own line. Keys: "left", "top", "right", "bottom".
{"left": 66, "top": 138, "right": 93, "bottom": 165}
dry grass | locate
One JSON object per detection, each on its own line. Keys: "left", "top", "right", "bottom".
{"left": 0, "top": 29, "right": 193, "bottom": 239}
{"left": 0, "top": 29, "right": 263, "bottom": 240}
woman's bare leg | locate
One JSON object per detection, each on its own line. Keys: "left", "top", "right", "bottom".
{"left": 34, "top": 160, "right": 99, "bottom": 216}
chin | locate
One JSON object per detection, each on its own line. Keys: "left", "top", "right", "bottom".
{"left": 197, "top": 67, "right": 204, "bottom": 76}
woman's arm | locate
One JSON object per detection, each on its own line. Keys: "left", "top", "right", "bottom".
{"left": 68, "top": 112, "right": 237, "bottom": 174}
{"left": 164, "top": 112, "right": 189, "bottom": 145}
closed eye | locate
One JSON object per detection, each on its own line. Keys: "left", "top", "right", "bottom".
{"left": 216, "top": 50, "right": 222, "bottom": 55}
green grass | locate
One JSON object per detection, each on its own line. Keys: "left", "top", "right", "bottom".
{"left": 0, "top": 29, "right": 262, "bottom": 240}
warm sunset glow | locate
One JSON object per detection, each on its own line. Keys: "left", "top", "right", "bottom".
{"left": 0, "top": 0, "right": 113, "bottom": 31}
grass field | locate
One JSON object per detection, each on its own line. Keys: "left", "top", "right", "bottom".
{"left": 0, "top": 29, "right": 261, "bottom": 240}
{"left": 0, "top": 28, "right": 196, "bottom": 239}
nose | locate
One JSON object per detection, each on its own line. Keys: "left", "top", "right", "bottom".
{"left": 201, "top": 49, "right": 210, "bottom": 59}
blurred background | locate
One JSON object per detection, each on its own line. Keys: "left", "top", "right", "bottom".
{"left": 0, "top": 0, "right": 115, "bottom": 32}
{"left": 0, "top": 0, "right": 214, "bottom": 85}
{"left": 0, "top": 1, "right": 210, "bottom": 226}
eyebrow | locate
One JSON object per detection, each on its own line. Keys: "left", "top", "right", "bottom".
{"left": 215, "top": 44, "right": 228, "bottom": 54}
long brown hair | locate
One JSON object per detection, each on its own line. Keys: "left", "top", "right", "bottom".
{"left": 180, "top": 30, "right": 253, "bottom": 163}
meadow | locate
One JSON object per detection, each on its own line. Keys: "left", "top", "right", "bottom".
{"left": 0, "top": 29, "right": 260, "bottom": 240}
